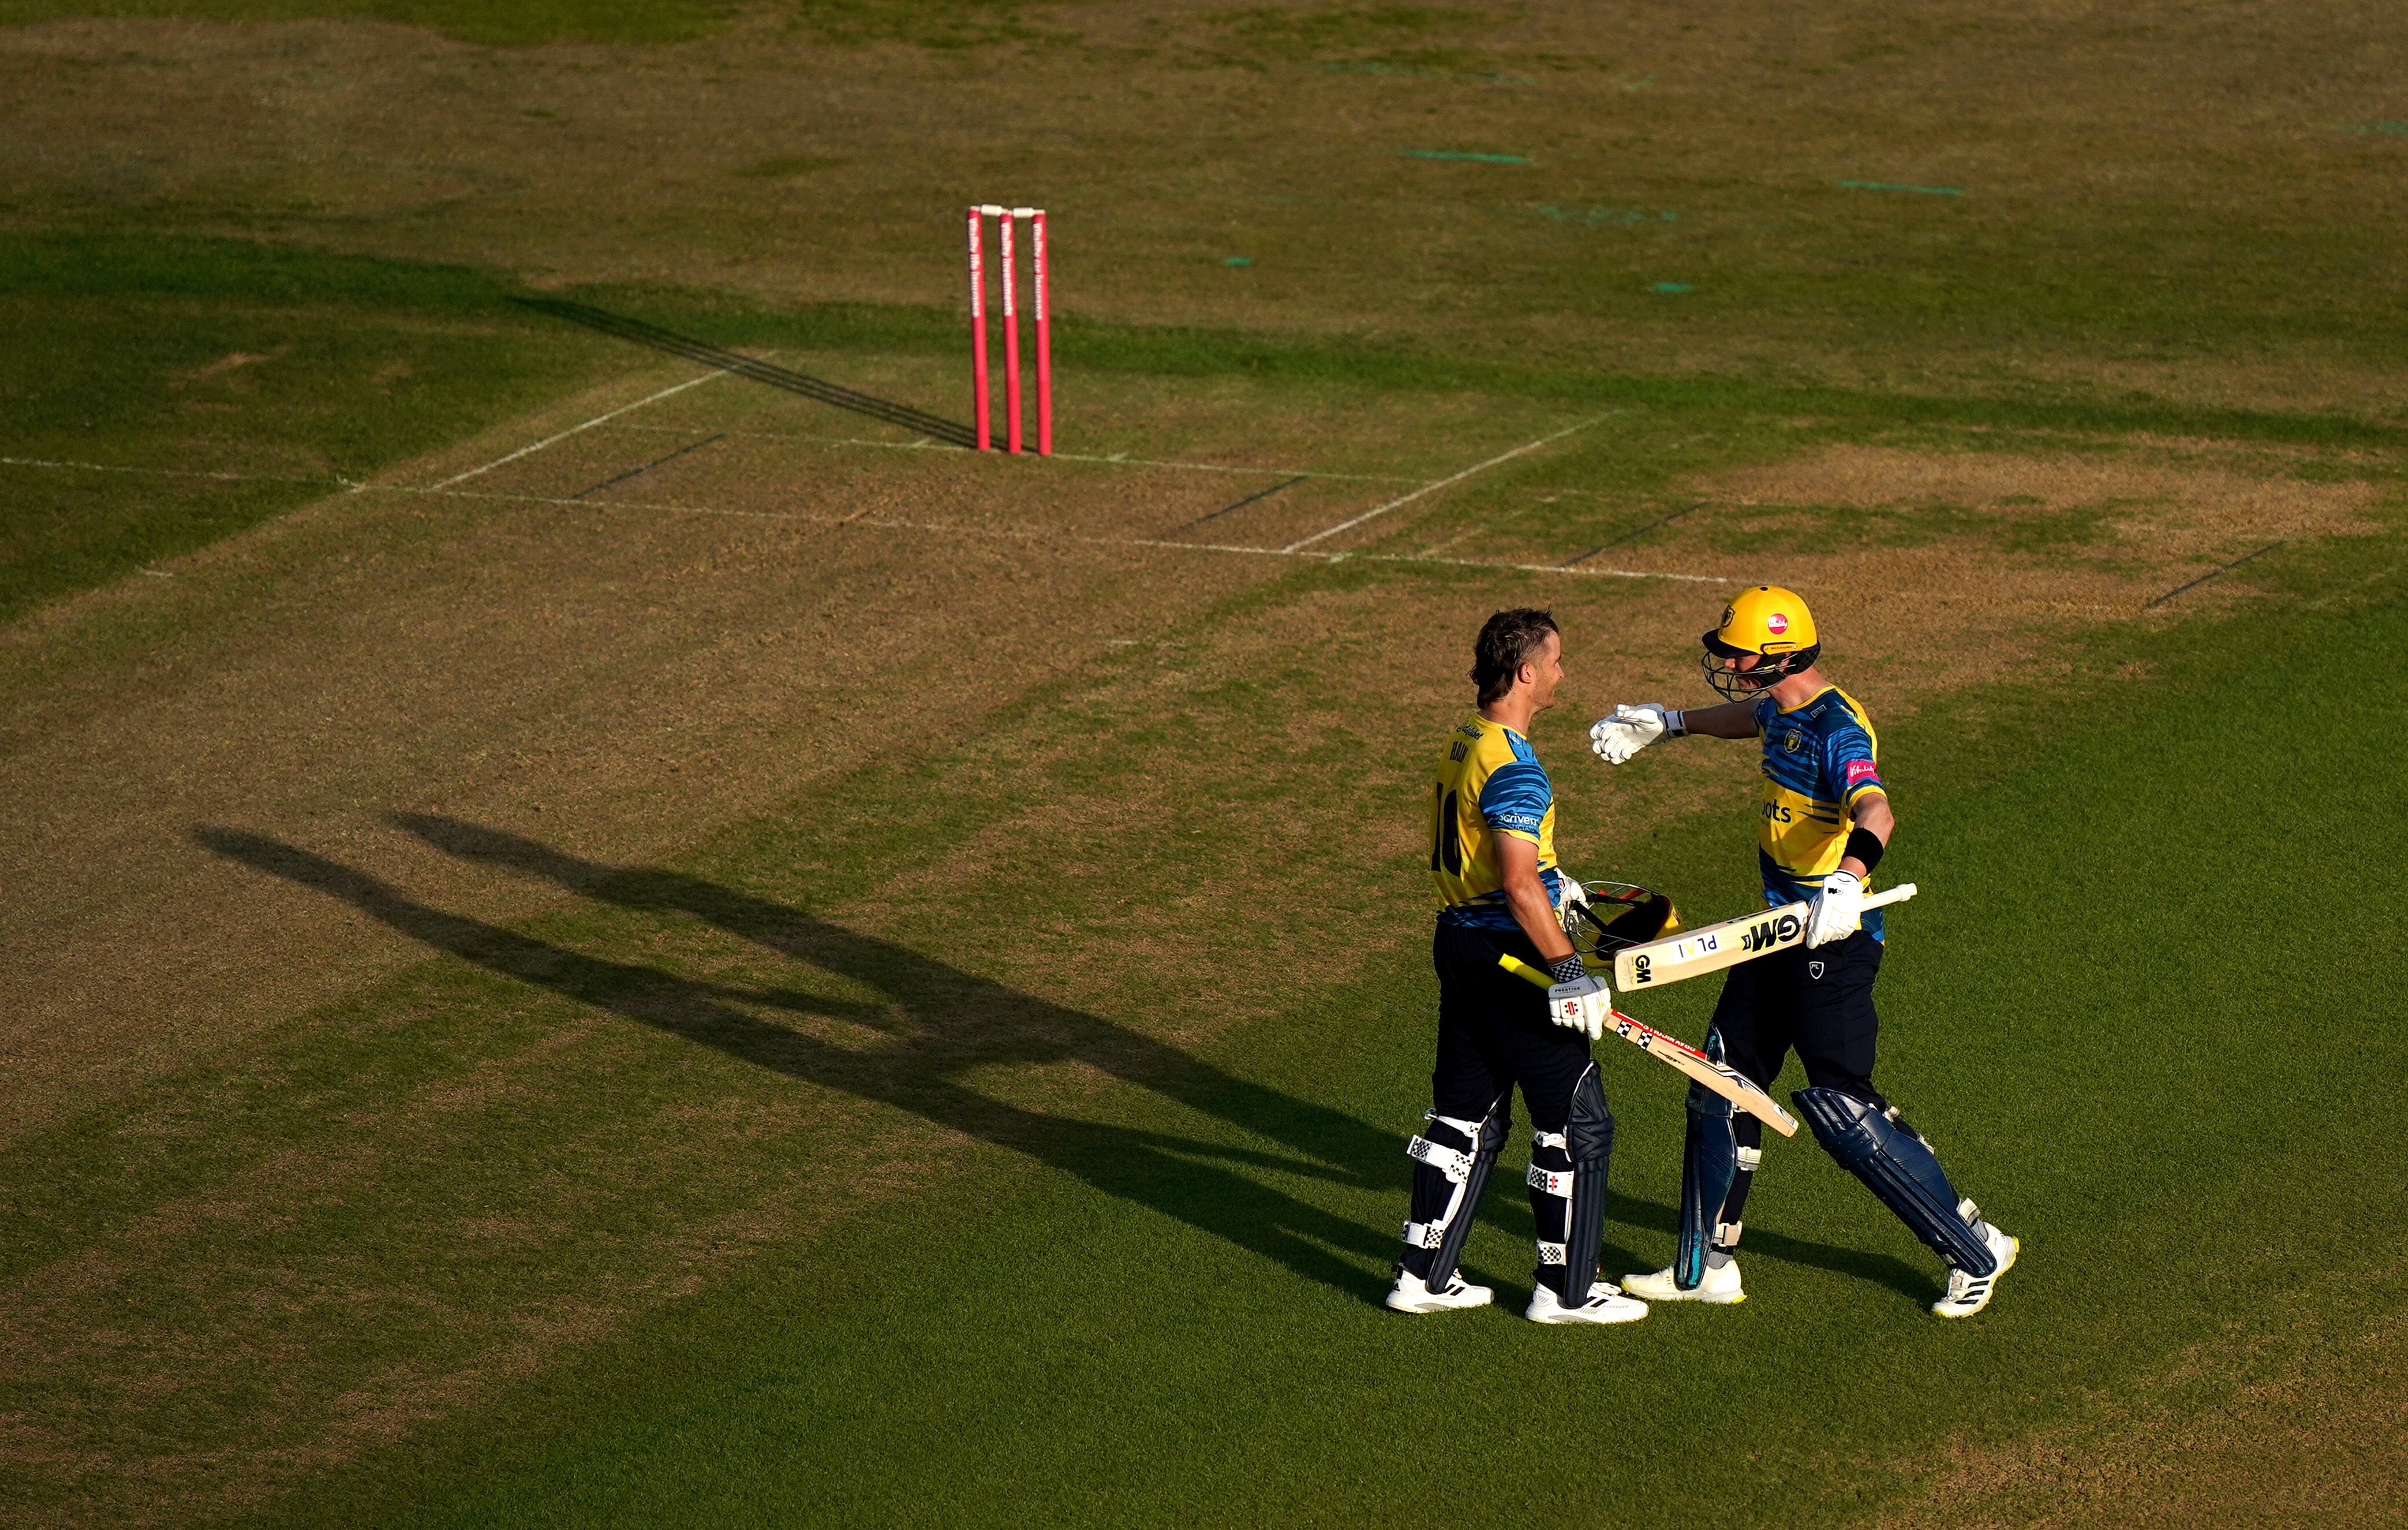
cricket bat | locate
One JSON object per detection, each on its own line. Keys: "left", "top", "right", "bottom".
{"left": 1497, "top": 953, "right": 1798, "bottom": 1137}
{"left": 1611, "top": 883, "right": 1918, "bottom": 992}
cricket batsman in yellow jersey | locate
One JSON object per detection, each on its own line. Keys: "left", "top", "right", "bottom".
{"left": 1386, "top": 609, "right": 1648, "bottom": 1326}
{"left": 1588, "top": 587, "right": 2018, "bottom": 1318}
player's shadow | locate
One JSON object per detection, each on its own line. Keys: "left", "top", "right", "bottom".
{"left": 196, "top": 820, "right": 1404, "bottom": 1300}
{"left": 517, "top": 299, "right": 978, "bottom": 448}
{"left": 196, "top": 820, "right": 1934, "bottom": 1308}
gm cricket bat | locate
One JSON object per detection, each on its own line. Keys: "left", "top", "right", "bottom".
{"left": 1611, "top": 883, "right": 1918, "bottom": 991}
{"left": 1497, "top": 954, "right": 1799, "bottom": 1136}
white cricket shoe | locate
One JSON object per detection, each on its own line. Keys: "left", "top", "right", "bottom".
{"left": 1385, "top": 1267, "right": 1494, "bottom": 1313}
{"left": 1931, "top": 1221, "right": 2018, "bottom": 1319}
{"left": 1525, "top": 1277, "right": 1649, "bottom": 1325}
{"left": 1622, "top": 1259, "right": 1746, "bottom": 1305}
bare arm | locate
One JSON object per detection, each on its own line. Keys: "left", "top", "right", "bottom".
{"left": 1498, "top": 833, "right": 1576, "bottom": 964}
{"left": 1840, "top": 790, "right": 1893, "bottom": 879}
{"left": 1680, "top": 699, "right": 1760, "bottom": 739}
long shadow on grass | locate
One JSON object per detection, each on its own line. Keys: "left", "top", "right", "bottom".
{"left": 200, "top": 823, "right": 1413, "bottom": 1300}
{"left": 519, "top": 299, "right": 978, "bottom": 447}
{"left": 197, "top": 822, "right": 1930, "bottom": 1305}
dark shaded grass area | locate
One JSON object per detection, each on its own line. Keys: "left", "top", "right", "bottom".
{"left": 0, "top": 0, "right": 730, "bottom": 44}
{"left": 0, "top": 235, "right": 622, "bottom": 622}
{"left": 227, "top": 537, "right": 2407, "bottom": 1527}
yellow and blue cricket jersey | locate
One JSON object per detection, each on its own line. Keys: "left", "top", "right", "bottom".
{"left": 1749, "top": 686, "right": 1890, "bottom": 939}
{"left": 1430, "top": 711, "right": 1561, "bottom": 929}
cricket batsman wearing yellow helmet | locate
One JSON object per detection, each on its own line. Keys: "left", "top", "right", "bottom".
{"left": 1587, "top": 587, "right": 2017, "bottom": 1318}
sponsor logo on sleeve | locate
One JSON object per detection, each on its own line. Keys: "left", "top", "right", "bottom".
{"left": 1845, "top": 759, "right": 1880, "bottom": 785}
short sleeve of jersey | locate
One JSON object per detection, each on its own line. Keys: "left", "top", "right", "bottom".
{"left": 1822, "top": 715, "right": 1884, "bottom": 803}
{"left": 1478, "top": 759, "right": 1551, "bottom": 841}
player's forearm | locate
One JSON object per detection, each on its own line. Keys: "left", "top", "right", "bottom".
{"left": 1681, "top": 700, "right": 1760, "bottom": 738}
{"left": 1505, "top": 875, "right": 1577, "bottom": 962}
{"left": 1840, "top": 792, "right": 1894, "bottom": 878}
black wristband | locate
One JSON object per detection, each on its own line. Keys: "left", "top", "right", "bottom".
{"left": 1844, "top": 824, "right": 1886, "bottom": 874}
{"left": 1546, "top": 953, "right": 1588, "bottom": 985}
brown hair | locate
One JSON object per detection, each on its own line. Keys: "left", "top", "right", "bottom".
{"left": 1470, "top": 608, "right": 1558, "bottom": 704}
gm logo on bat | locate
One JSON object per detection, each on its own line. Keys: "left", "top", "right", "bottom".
{"left": 1740, "top": 913, "right": 1803, "bottom": 951}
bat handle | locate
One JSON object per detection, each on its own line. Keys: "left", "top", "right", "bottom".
{"left": 1498, "top": 953, "right": 1557, "bottom": 990}
{"left": 1863, "top": 882, "right": 1918, "bottom": 909}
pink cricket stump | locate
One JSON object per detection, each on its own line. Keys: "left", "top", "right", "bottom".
{"left": 966, "top": 207, "right": 989, "bottom": 451}
{"left": 1031, "top": 209, "right": 1051, "bottom": 456}
{"left": 999, "top": 211, "right": 1023, "bottom": 454}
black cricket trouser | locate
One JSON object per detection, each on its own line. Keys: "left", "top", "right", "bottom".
{"left": 1703, "top": 928, "right": 1884, "bottom": 1235}
{"left": 1407, "top": 922, "right": 1611, "bottom": 1293}
{"left": 1706, "top": 927, "right": 1886, "bottom": 1104}
{"left": 1430, "top": 921, "right": 1595, "bottom": 1134}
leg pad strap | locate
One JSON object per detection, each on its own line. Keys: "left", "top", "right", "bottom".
{"left": 1403, "top": 1097, "right": 1509, "bottom": 1291}
{"left": 1408, "top": 1134, "right": 1475, "bottom": 1182}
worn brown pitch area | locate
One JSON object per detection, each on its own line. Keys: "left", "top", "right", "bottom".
{"left": 0, "top": 388, "right": 1273, "bottom": 1146}
{"left": 1425, "top": 441, "right": 2395, "bottom": 662}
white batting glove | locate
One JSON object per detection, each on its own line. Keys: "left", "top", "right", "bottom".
{"left": 1588, "top": 703, "right": 1685, "bottom": 766}
{"left": 1547, "top": 973, "right": 1613, "bottom": 1040}
{"left": 1804, "top": 868, "right": 1865, "bottom": 948}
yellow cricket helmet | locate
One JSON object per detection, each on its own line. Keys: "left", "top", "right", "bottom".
{"left": 1701, "top": 585, "right": 1820, "bottom": 700}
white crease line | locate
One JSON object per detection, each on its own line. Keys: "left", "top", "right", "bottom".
{"left": 425, "top": 364, "right": 749, "bottom": 490}
{"left": 1281, "top": 414, "right": 1614, "bottom": 553}
{"left": 599, "top": 424, "right": 1424, "bottom": 483}
{"left": 1416, "top": 523, "right": 1492, "bottom": 558}
{"left": 1043, "top": 450, "right": 1422, "bottom": 483}
{"left": 358, "top": 482, "right": 1723, "bottom": 583}
{"left": 1, "top": 455, "right": 347, "bottom": 487}
{"left": 0, "top": 454, "right": 1724, "bottom": 585}
{"left": 1358, "top": 551, "right": 1725, "bottom": 583}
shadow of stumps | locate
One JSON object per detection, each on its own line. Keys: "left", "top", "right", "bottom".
{"left": 517, "top": 299, "right": 978, "bottom": 448}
